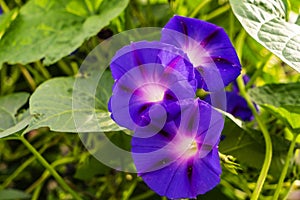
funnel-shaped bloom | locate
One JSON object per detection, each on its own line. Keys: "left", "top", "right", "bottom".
{"left": 132, "top": 99, "right": 224, "bottom": 198}
{"left": 161, "top": 15, "right": 241, "bottom": 91}
{"left": 109, "top": 41, "right": 197, "bottom": 132}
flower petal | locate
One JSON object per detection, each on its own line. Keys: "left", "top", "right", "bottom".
{"left": 161, "top": 15, "right": 241, "bottom": 91}
{"left": 131, "top": 99, "right": 223, "bottom": 198}
{"left": 205, "top": 91, "right": 253, "bottom": 121}
{"left": 134, "top": 148, "right": 221, "bottom": 199}
{"left": 110, "top": 41, "right": 195, "bottom": 87}
{"left": 109, "top": 42, "right": 196, "bottom": 131}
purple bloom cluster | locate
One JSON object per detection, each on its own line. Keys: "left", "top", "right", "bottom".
{"left": 109, "top": 15, "right": 241, "bottom": 198}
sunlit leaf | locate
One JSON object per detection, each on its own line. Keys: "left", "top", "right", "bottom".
{"left": 27, "top": 73, "right": 123, "bottom": 133}
{"left": 0, "top": 0, "right": 129, "bottom": 67}
{"left": 230, "top": 0, "right": 300, "bottom": 72}
{"left": 262, "top": 104, "right": 300, "bottom": 132}
{"left": 249, "top": 83, "right": 300, "bottom": 132}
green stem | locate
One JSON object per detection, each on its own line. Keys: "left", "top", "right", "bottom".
{"left": 130, "top": 190, "right": 155, "bottom": 200}
{"left": 26, "top": 157, "right": 77, "bottom": 193}
{"left": 229, "top": 11, "right": 234, "bottom": 40}
{"left": 0, "top": 156, "right": 35, "bottom": 190}
{"left": 203, "top": 4, "right": 230, "bottom": 21}
{"left": 122, "top": 178, "right": 137, "bottom": 200}
{"left": 84, "top": 0, "right": 94, "bottom": 14}
{"left": 35, "top": 61, "right": 51, "bottom": 79}
{"left": 19, "top": 65, "right": 36, "bottom": 91}
{"left": 70, "top": 62, "right": 79, "bottom": 75}
{"left": 235, "top": 29, "right": 273, "bottom": 199}
{"left": 19, "top": 136, "right": 81, "bottom": 200}
{"left": 14, "top": 0, "right": 23, "bottom": 7}
{"left": 0, "top": 65, "right": 6, "bottom": 95}
{"left": 245, "top": 54, "right": 273, "bottom": 90}
{"left": 31, "top": 184, "right": 43, "bottom": 200}
{"left": 273, "top": 134, "right": 298, "bottom": 199}
{"left": 189, "top": 0, "right": 211, "bottom": 18}
{"left": 57, "top": 60, "right": 73, "bottom": 76}
{"left": 236, "top": 76, "right": 273, "bottom": 200}
{"left": 0, "top": 0, "right": 10, "bottom": 13}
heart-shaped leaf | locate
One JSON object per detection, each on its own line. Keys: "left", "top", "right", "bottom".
{"left": 230, "top": 0, "right": 300, "bottom": 72}
{"left": 0, "top": 0, "right": 129, "bottom": 68}
{"left": 27, "top": 71, "right": 123, "bottom": 133}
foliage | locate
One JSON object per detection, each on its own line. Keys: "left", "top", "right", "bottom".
{"left": 0, "top": 0, "right": 299, "bottom": 199}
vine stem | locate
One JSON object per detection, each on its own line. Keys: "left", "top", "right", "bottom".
{"left": 35, "top": 61, "right": 51, "bottom": 79}
{"left": 26, "top": 157, "right": 77, "bottom": 194}
{"left": 19, "top": 136, "right": 82, "bottom": 200}
{"left": 19, "top": 65, "right": 36, "bottom": 91}
{"left": 203, "top": 3, "right": 230, "bottom": 21}
{"left": 0, "top": 0, "right": 10, "bottom": 12}
{"left": 130, "top": 190, "right": 155, "bottom": 200}
{"left": 0, "top": 156, "right": 35, "bottom": 190}
{"left": 273, "top": 134, "right": 298, "bottom": 199}
{"left": 236, "top": 76, "right": 273, "bottom": 200}
{"left": 189, "top": 0, "right": 211, "bottom": 18}
{"left": 234, "top": 29, "right": 272, "bottom": 200}
{"left": 57, "top": 60, "right": 74, "bottom": 76}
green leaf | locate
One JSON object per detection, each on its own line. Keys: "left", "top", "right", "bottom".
{"left": 0, "top": 0, "right": 129, "bottom": 67}
{"left": 219, "top": 118, "right": 290, "bottom": 178}
{"left": 248, "top": 83, "right": 300, "bottom": 106}
{"left": 230, "top": 0, "right": 300, "bottom": 72}
{"left": 27, "top": 73, "right": 123, "bottom": 133}
{"left": 261, "top": 104, "right": 300, "bottom": 132}
{"left": 249, "top": 83, "right": 300, "bottom": 132}
{"left": 0, "top": 189, "right": 31, "bottom": 200}
{"left": 200, "top": 186, "right": 232, "bottom": 200}
{"left": 296, "top": 15, "right": 300, "bottom": 25}
{"left": 0, "top": 92, "right": 29, "bottom": 131}
{"left": 74, "top": 155, "right": 110, "bottom": 181}
{"left": 0, "top": 8, "right": 18, "bottom": 40}
{"left": 0, "top": 111, "right": 31, "bottom": 139}
{"left": 219, "top": 118, "right": 265, "bottom": 169}
{"left": 0, "top": 93, "right": 31, "bottom": 139}
{"left": 290, "top": 0, "right": 300, "bottom": 14}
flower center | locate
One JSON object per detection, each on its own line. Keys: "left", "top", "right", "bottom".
{"left": 175, "top": 137, "right": 199, "bottom": 159}
{"left": 183, "top": 44, "right": 209, "bottom": 67}
{"left": 185, "top": 140, "right": 198, "bottom": 157}
{"left": 141, "top": 84, "right": 165, "bottom": 103}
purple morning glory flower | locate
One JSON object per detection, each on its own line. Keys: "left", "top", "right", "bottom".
{"left": 225, "top": 92, "right": 253, "bottom": 121}
{"left": 132, "top": 99, "right": 224, "bottom": 198}
{"left": 107, "top": 16, "right": 239, "bottom": 198}
{"left": 109, "top": 41, "right": 197, "bottom": 132}
{"left": 161, "top": 15, "right": 241, "bottom": 91}
{"left": 205, "top": 92, "right": 253, "bottom": 121}
{"left": 0, "top": 6, "right": 2, "bottom": 14}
